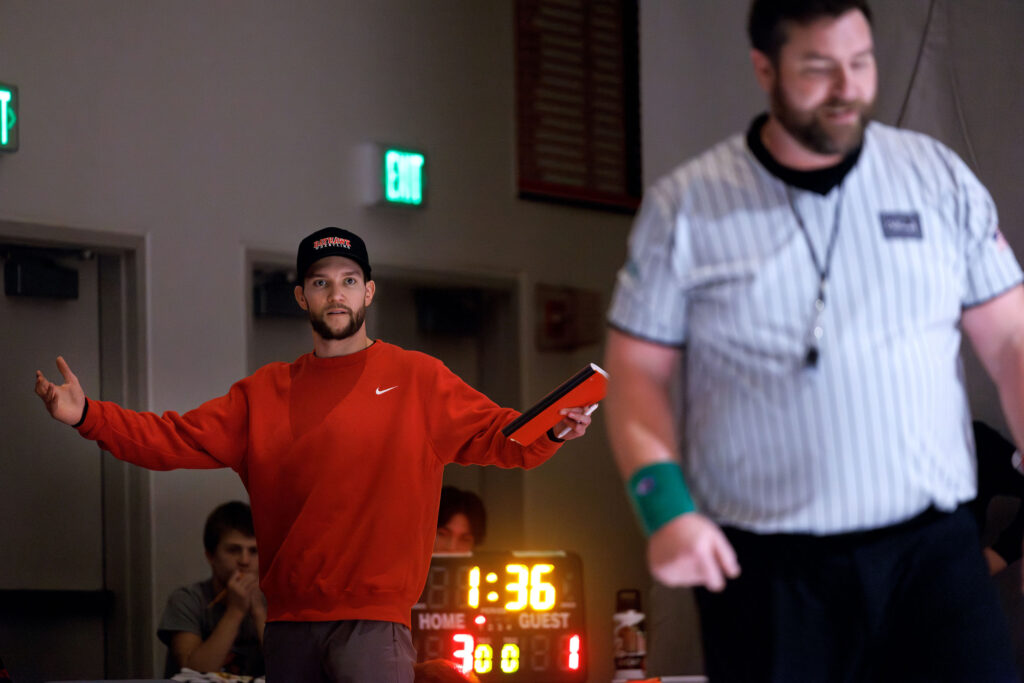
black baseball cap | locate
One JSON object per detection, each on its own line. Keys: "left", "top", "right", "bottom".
{"left": 296, "top": 227, "right": 372, "bottom": 282}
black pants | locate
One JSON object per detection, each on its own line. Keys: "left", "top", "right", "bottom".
{"left": 695, "top": 507, "right": 1017, "bottom": 682}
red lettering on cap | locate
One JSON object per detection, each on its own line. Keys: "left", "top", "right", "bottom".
{"left": 313, "top": 237, "right": 352, "bottom": 250}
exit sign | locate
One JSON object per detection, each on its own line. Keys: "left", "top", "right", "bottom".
{"left": 383, "top": 148, "right": 425, "bottom": 206}
{"left": 0, "top": 81, "right": 17, "bottom": 152}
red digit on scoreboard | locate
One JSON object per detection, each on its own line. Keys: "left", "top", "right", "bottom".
{"left": 452, "top": 633, "right": 474, "bottom": 674}
{"left": 568, "top": 634, "right": 581, "bottom": 671}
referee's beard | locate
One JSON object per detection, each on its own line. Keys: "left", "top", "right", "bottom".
{"left": 771, "top": 83, "right": 874, "bottom": 158}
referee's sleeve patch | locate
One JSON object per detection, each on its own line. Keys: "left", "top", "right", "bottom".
{"left": 880, "top": 212, "right": 923, "bottom": 239}
{"left": 994, "top": 227, "right": 1010, "bottom": 251}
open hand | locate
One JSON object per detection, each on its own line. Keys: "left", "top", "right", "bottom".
{"left": 34, "top": 356, "right": 86, "bottom": 426}
{"left": 648, "top": 513, "right": 740, "bottom": 592}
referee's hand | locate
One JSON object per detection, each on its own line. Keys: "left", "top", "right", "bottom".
{"left": 647, "top": 513, "right": 740, "bottom": 592}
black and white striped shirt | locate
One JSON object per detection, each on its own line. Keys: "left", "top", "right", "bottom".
{"left": 609, "top": 120, "right": 1023, "bottom": 534}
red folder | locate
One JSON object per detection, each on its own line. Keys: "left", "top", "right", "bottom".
{"left": 502, "top": 363, "right": 608, "bottom": 445}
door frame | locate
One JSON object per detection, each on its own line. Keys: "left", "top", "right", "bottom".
{"left": 0, "top": 219, "right": 152, "bottom": 677}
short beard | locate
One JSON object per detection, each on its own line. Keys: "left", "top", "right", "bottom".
{"left": 309, "top": 305, "right": 366, "bottom": 341}
{"left": 771, "top": 81, "right": 873, "bottom": 157}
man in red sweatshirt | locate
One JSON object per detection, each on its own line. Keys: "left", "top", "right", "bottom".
{"left": 34, "top": 227, "right": 595, "bottom": 682}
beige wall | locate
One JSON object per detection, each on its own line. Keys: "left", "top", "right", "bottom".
{"left": 3, "top": 0, "right": 1020, "bottom": 678}
{"left": 0, "top": 1, "right": 640, "bottom": 679}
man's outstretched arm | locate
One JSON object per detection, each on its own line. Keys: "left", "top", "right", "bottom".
{"left": 34, "top": 355, "right": 247, "bottom": 471}
{"left": 604, "top": 328, "right": 740, "bottom": 591}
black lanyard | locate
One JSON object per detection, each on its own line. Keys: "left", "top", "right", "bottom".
{"left": 785, "top": 184, "right": 845, "bottom": 368}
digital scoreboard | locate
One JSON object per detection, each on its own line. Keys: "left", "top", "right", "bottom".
{"left": 412, "top": 551, "right": 586, "bottom": 682}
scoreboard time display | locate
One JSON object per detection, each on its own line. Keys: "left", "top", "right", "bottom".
{"left": 411, "top": 551, "right": 586, "bottom": 682}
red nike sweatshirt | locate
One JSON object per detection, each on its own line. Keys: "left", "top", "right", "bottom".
{"left": 76, "top": 341, "right": 562, "bottom": 627}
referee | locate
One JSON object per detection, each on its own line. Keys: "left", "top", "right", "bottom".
{"left": 605, "top": 1, "right": 1024, "bottom": 680}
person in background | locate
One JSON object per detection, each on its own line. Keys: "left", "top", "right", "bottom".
{"left": 971, "top": 421, "right": 1024, "bottom": 681}
{"left": 434, "top": 486, "right": 486, "bottom": 553}
{"left": 158, "top": 501, "right": 265, "bottom": 678}
{"left": 604, "top": 0, "right": 1024, "bottom": 679}
{"left": 34, "top": 226, "right": 594, "bottom": 682}
{"left": 972, "top": 420, "right": 1024, "bottom": 574}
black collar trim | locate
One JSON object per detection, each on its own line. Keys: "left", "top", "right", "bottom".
{"left": 746, "top": 113, "right": 862, "bottom": 195}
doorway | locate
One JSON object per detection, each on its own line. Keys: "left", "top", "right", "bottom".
{"left": 0, "top": 221, "right": 149, "bottom": 681}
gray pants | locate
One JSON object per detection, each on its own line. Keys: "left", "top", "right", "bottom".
{"left": 264, "top": 620, "right": 416, "bottom": 683}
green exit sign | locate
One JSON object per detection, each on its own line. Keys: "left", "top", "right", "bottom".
{"left": 383, "top": 148, "right": 425, "bottom": 206}
{"left": 0, "top": 81, "right": 17, "bottom": 153}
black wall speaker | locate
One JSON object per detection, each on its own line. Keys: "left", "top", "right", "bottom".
{"left": 4, "top": 258, "right": 79, "bottom": 299}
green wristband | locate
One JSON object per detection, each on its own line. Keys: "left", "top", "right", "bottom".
{"left": 626, "top": 462, "right": 696, "bottom": 536}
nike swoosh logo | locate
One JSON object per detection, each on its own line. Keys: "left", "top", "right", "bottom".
{"left": 376, "top": 386, "right": 398, "bottom": 395}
